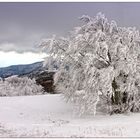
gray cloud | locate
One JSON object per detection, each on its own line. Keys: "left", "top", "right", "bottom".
{"left": 0, "top": 2, "right": 140, "bottom": 52}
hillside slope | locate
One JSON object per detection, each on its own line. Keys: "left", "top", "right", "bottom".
{"left": 0, "top": 62, "right": 43, "bottom": 78}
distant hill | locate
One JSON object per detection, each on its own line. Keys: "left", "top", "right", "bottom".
{"left": 21, "top": 63, "right": 57, "bottom": 93}
{"left": 0, "top": 61, "right": 59, "bottom": 93}
{"left": 0, "top": 61, "right": 43, "bottom": 78}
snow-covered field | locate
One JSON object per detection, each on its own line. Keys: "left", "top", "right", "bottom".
{"left": 0, "top": 94, "right": 140, "bottom": 137}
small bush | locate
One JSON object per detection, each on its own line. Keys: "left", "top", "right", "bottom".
{"left": 0, "top": 75, "right": 43, "bottom": 96}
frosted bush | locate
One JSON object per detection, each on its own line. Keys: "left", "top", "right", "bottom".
{"left": 0, "top": 75, "right": 43, "bottom": 96}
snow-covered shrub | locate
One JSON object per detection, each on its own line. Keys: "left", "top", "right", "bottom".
{"left": 0, "top": 76, "right": 43, "bottom": 96}
{"left": 40, "top": 13, "right": 140, "bottom": 115}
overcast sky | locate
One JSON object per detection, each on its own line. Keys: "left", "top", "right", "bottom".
{"left": 1, "top": 2, "right": 140, "bottom": 67}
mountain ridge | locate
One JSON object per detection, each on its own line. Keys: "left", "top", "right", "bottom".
{"left": 0, "top": 61, "right": 43, "bottom": 78}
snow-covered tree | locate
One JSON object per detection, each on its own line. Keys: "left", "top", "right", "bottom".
{"left": 40, "top": 13, "right": 140, "bottom": 115}
{"left": 0, "top": 76, "right": 43, "bottom": 96}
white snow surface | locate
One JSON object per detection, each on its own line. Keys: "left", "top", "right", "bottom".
{"left": 0, "top": 94, "right": 140, "bottom": 137}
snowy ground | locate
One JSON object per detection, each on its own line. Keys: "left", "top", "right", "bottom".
{"left": 0, "top": 94, "right": 140, "bottom": 137}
